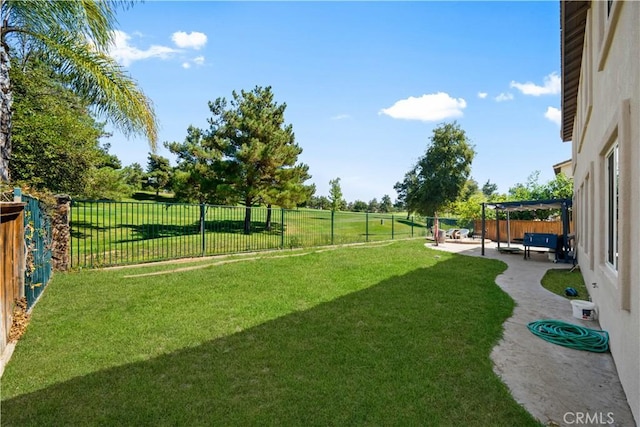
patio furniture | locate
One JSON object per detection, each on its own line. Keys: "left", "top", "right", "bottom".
{"left": 445, "top": 228, "right": 458, "bottom": 239}
{"left": 523, "top": 233, "right": 559, "bottom": 261}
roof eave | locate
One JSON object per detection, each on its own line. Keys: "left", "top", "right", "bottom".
{"left": 561, "top": 1, "right": 590, "bottom": 142}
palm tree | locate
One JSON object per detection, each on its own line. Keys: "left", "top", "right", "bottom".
{"left": 0, "top": 0, "right": 157, "bottom": 183}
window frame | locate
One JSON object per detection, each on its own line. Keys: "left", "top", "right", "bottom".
{"left": 605, "top": 142, "right": 619, "bottom": 271}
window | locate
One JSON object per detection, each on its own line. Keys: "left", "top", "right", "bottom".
{"left": 606, "top": 143, "right": 618, "bottom": 270}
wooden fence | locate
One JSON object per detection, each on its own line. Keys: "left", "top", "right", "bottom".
{"left": 473, "top": 219, "right": 572, "bottom": 242}
{"left": 1, "top": 202, "right": 25, "bottom": 356}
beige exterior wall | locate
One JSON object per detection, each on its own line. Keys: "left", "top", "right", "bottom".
{"left": 557, "top": 162, "right": 572, "bottom": 177}
{"left": 571, "top": 1, "right": 640, "bottom": 422}
{"left": 553, "top": 159, "right": 572, "bottom": 176}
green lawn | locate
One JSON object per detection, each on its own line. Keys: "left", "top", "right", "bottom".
{"left": 71, "top": 199, "right": 426, "bottom": 267}
{"left": 1, "top": 240, "right": 539, "bottom": 426}
{"left": 541, "top": 268, "right": 589, "bottom": 300}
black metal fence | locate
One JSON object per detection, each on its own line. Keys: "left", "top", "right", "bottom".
{"left": 70, "top": 200, "right": 431, "bottom": 268}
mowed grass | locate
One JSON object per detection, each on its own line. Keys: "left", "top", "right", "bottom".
{"left": 1, "top": 240, "right": 539, "bottom": 426}
{"left": 541, "top": 268, "right": 589, "bottom": 300}
{"left": 71, "top": 200, "right": 426, "bottom": 267}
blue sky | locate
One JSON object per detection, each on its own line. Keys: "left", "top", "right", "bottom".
{"left": 105, "top": 1, "right": 569, "bottom": 203}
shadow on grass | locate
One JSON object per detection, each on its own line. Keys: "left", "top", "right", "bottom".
{"left": 130, "top": 192, "right": 179, "bottom": 203}
{"left": 113, "top": 220, "right": 284, "bottom": 242}
{"left": 396, "top": 218, "right": 426, "bottom": 229}
{"left": 69, "top": 220, "right": 117, "bottom": 237}
{"left": 1, "top": 256, "right": 538, "bottom": 426}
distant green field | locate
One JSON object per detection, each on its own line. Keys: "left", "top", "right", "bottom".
{"left": 70, "top": 200, "right": 427, "bottom": 267}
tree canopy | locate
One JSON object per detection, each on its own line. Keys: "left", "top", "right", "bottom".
{"left": 146, "top": 153, "right": 172, "bottom": 196}
{"left": 0, "top": 0, "right": 157, "bottom": 183}
{"left": 329, "top": 177, "right": 345, "bottom": 211}
{"left": 167, "top": 86, "right": 312, "bottom": 234}
{"left": 165, "top": 126, "right": 224, "bottom": 204}
{"left": 406, "top": 122, "right": 475, "bottom": 217}
{"left": 9, "top": 54, "right": 105, "bottom": 194}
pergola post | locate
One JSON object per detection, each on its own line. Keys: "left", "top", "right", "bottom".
{"left": 496, "top": 209, "right": 501, "bottom": 250}
{"left": 481, "top": 203, "right": 486, "bottom": 256}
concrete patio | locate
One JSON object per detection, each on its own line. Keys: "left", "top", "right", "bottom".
{"left": 429, "top": 240, "right": 636, "bottom": 427}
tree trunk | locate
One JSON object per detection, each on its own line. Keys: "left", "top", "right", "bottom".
{"left": 265, "top": 204, "right": 272, "bottom": 231}
{"left": 243, "top": 202, "right": 252, "bottom": 235}
{"left": 434, "top": 211, "right": 439, "bottom": 246}
{"left": 0, "top": 42, "right": 12, "bottom": 183}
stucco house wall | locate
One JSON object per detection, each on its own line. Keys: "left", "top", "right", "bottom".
{"left": 565, "top": 1, "right": 640, "bottom": 422}
{"left": 552, "top": 159, "right": 572, "bottom": 176}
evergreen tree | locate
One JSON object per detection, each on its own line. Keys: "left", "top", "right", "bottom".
{"left": 205, "top": 86, "right": 311, "bottom": 234}
{"left": 380, "top": 194, "right": 393, "bottom": 213}
{"left": 165, "top": 126, "right": 223, "bottom": 204}
{"left": 146, "top": 154, "right": 172, "bottom": 196}
{"left": 329, "top": 177, "right": 344, "bottom": 211}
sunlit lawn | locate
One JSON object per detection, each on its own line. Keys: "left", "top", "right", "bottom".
{"left": 71, "top": 199, "right": 426, "bottom": 267}
{"left": 1, "top": 240, "right": 539, "bottom": 426}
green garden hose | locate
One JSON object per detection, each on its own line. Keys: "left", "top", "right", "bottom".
{"left": 527, "top": 320, "right": 609, "bottom": 353}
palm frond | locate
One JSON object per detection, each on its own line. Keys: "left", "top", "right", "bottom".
{"left": 30, "top": 29, "right": 157, "bottom": 150}
{"left": 2, "top": 0, "right": 132, "bottom": 50}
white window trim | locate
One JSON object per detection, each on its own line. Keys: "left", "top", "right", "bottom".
{"left": 597, "top": 0, "right": 623, "bottom": 71}
{"left": 577, "top": 8, "right": 593, "bottom": 155}
{"left": 588, "top": 161, "right": 595, "bottom": 271}
{"left": 605, "top": 142, "right": 618, "bottom": 272}
{"left": 597, "top": 99, "right": 632, "bottom": 310}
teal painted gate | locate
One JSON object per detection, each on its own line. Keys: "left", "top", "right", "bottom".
{"left": 22, "top": 193, "right": 52, "bottom": 308}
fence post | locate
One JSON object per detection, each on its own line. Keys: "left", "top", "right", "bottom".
{"left": 281, "top": 208, "right": 285, "bottom": 249}
{"left": 200, "top": 203, "right": 206, "bottom": 256}
{"left": 392, "top": 215, "right": 395, "bottom": 240}
{"left": 366, "top": 212, "right": 369, "bottom": 242}
{"left": 411, "top": 216, "right": 414, "bottom": 237}
{"left": 52, "top": 195, "right": 71, "bottom": 271}
{"left": 13, "top": 187, "right": 21, "bottom": 202}
{"left": 331, "top": 210, "right": 335, "bottom": 245}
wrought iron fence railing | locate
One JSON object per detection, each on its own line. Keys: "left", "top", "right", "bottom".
{"left": 70, "top": 200, "right": 430, "bottom": 268}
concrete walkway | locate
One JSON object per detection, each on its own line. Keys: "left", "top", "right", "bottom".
{"left": 430, "top": 241, "right": 635, "bottom": 427}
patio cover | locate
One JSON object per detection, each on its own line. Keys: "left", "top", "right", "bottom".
{"left": 480, "top": 198, "right": 573, "bottom": 260}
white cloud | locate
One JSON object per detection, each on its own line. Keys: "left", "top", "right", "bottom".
{"left": 477, "top": 92, "right": 488, "bottom": 99}
{"left": 545, "top": 106, "right": 561, "bottom": 126}
{"left": 510, "top": 72, "right": 561, "bottom": 96}
{"left": 379, "top": 92, "right": 466, "bottom": 122}
{"left": 495, "top": 92, "right": 514, "bottom": 102}
{"left": 109, "top": 30, "right": 178, "bottom": 66}
{"left": 331, "top": 114, "right": 351, "bottom": 120}
{"left": 171, "top": 31, "right": 207, "bottom": 49}
{"left": 181, "top": 56, "right": 205, "bottom": 70}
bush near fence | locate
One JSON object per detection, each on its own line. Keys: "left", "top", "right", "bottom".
{"left": 70, "top": 200, "right": 438, "bottom": 268}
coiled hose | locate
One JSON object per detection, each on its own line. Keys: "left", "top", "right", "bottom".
{"left": 527, "top": 320, "right": 609, "bottom": 353}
